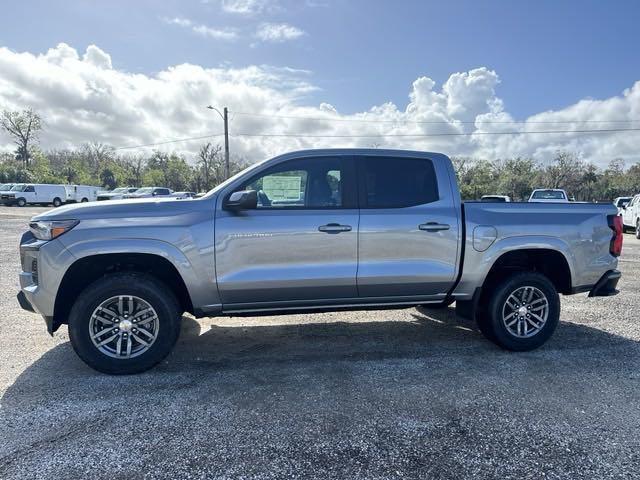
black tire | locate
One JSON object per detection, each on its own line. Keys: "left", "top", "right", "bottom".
{"left": 636, "top": 219, "right": 640, "bottom": 240}
{"left": 52, "top": 197, "right": 62, "bottom": 207}
{"left": 17, "top": 197, "right": 26, "bottom": 207}
{"left": 81, "top": 197, "right": 89, "bottom": 202}
{"left": 419, "top": 297, "right": 455, "bottom": 309}
{"left": 68, "top": 273, "right": 182, "bottom": 374}
{"left": 478, "top": 272, "right": 560, "bottom": 351}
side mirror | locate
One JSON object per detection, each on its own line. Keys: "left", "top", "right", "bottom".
{"left": 224, "top": 190, "right": 257, "bottom": 211}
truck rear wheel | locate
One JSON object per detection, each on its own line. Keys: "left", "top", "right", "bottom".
{"left": 68, "top": 273, "right": 182, "bottom": 374}
{"left": 477, "top": 272, "right": 559, "bottom": 351}
{"left": 52, "top": 197, "right": 62, "bottom": 207}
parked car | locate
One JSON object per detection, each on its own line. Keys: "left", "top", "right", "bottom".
{"left": 96, "top": 187, "right": 139, "bottom": 201}
{"left": 174, "top": 191, "right": 197, "bottom": 199}
{"left": 123, "top": 187, "right": 174, "bottom": 199}
{"left": 1, "top": 183, "right": 68, "bottom": 207}
{"left": 64, "top": 185, "right": 101, "bottom": 203}
{"left": 613, "top": 196, "right": 632, "bottom": 216}
{"left": 17, "top": 149, "right": 622, "bottom": 374}
{"left": 621, "top": 193, "right": 640, "bottom": 238}
{"left": 481, "top": 195, "right": 511, "bottom": 202}
{"left": 528, "top": 189, "right": 569, "bottom": 203}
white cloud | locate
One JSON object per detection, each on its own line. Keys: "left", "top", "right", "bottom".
{"left": 220, "top": 0, "right": 271, "bottom": 14}
{"left": 1, "top": 43, "right": 640, "bottom": 166}
{"left": 255, "top": 23, "right": 305, "bottom": 43}
{"left": 162, "top": 17, "right": 238, "bottom": 41}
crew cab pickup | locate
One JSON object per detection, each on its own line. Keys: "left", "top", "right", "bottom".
{"left": 17, "top": 149, "right": 622, "bottom": 374}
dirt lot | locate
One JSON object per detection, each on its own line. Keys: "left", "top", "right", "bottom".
{"left": 1, "top": 206, "right": 639, "bottom": 479}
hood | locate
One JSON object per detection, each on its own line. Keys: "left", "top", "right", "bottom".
{"left": 32, "top": 196, "right": 213, "bottom": 221}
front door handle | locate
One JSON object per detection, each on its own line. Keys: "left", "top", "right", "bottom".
{"left": 419, "top": 222, "right": 450, "bottom": 232}
{"left": 318, "top": 223, "right": 352, "bottom": 233}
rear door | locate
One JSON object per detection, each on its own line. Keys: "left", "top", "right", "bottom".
{"left": 215, "top": 155, "right": 359, "bottom": 307}
{"left": 356, "top": 155, "right": 460, "bottom": 298}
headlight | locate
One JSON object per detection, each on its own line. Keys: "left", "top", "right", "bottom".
{"left": 29, "top": 219, "right": 79, "bottom": 240}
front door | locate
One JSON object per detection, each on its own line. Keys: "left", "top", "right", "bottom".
{"left": 215, "top": 155, "right": 359, "bottom": 308}
{"left": 356, "top": 155, "right": 460, "bottom": 299}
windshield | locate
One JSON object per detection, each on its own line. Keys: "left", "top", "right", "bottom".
{"left": 616, "top": 198, "right": 631, "bottom": 207}
{"left": 202, "top": 159, "right": 269, "bottom": 198}
{"left": 135, "top": 187, "right": 152, "bottom": 194}
{"left": 10, "top": 184, "right": 26, "bottom": 192}
{"left": 0, "top": 183, "right": 12, "bottom": 190}
{"left": 532, "top": 190, "right": 565, "bottom": 200}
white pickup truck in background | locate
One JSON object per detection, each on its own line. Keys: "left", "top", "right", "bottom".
{"left": 528, "top": 189, "right": 569, "bottom": 203}
{"left": 621, "top": 193, "right": 640, "bottom": 238}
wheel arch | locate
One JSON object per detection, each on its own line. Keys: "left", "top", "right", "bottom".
{"left": 482, "top": 247, "right": 573, "bottom": 296}
{"left": 53, "top": 252, "right": 195, "bottom": 332}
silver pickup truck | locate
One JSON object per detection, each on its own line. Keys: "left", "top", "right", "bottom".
{"left": 17, "top": 149, "right": 623, "bottom": 374}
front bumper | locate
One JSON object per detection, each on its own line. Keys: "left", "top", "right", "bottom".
{"left": 18, "top": 233, "right": 74, "bottom": 334}
{"left": 17, "top": 290, "right": 34, "bottom": 312}
{"left": 588, "top": 270, "right": 621, "bottom": 297}
{"left": 17, "top": 290, "right": 55, "bottom": 334}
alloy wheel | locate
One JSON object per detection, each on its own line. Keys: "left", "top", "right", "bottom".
{"left": 89, "top": 295, "right": 160, "bottom": 359}
{"left": 501, "top": 286, "right": 549, "bottom": 338}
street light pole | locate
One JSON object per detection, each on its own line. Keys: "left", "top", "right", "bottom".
{"left": 207, "top": 105, "right": 230, "bottom": 179}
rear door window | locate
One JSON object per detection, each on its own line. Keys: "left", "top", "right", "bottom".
{"left": 359, "top": 156, "right": 439, "bottom": 208}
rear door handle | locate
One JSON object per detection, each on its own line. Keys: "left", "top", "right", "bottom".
{"left": 419, "top": 222, "right": 450, "bottom": 232}
{"left": 318, "top": 223, "right": 352, "bottom": 233}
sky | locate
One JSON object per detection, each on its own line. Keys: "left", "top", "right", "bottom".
{"left": 0, "top": 0, "right": 639, "bottom": 166}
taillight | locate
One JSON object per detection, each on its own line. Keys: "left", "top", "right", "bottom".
{"left": 608, "top": 215, "right": 623, "bottom": 257}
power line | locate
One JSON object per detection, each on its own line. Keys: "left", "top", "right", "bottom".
{"left": 229, "top": 127, "right": 640, "bottom": 139}
{"left": 107, "top": 126, "right": 640, "bottom": 151}
{"left": 113, "top": 133, "right": 224, "bottom": 151}
{"left": 230, "top": 110, "right": 640, "bottom": 125}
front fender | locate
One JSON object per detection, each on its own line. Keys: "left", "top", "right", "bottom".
{"left": 57, "top": 237, "right": 218, "bottom": 311}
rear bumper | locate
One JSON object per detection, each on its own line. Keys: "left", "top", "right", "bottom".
{"left": 588, "top": 270, "right": 621, "bottom": 297}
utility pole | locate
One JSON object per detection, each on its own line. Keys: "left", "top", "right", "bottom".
{"left": 223, "top": 107, "right": 230, "bottom": 179}
{"left": 207, "top": 105, "right": 230, "bottom": 179}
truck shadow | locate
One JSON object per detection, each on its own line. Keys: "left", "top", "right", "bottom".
{"left": 2, "top": 305, "right": 638, "bottom": 410}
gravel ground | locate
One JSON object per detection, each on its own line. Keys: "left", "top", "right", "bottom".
{"left": 1, "top": 206, "right": 639, "bottom": 479}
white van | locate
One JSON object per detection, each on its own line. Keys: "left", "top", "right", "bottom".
{"left": 0, "top": 184, "right": 69, "bottom": 207}
{"left": 64, "top": 185, "right": 100, "bottom": 203}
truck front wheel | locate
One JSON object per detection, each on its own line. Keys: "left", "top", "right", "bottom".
{"left": 68, "top": 273, "right": 182, "bottom": 374}
{"left": 477, "top": 272, "right": 560, "bottom": 351}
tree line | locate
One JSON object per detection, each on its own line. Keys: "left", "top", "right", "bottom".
{"left": 1, "top": 108, "right": 640, "bottom": 200}
{"left": 0, "top": 109, "right": 246, "bottom": 192}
